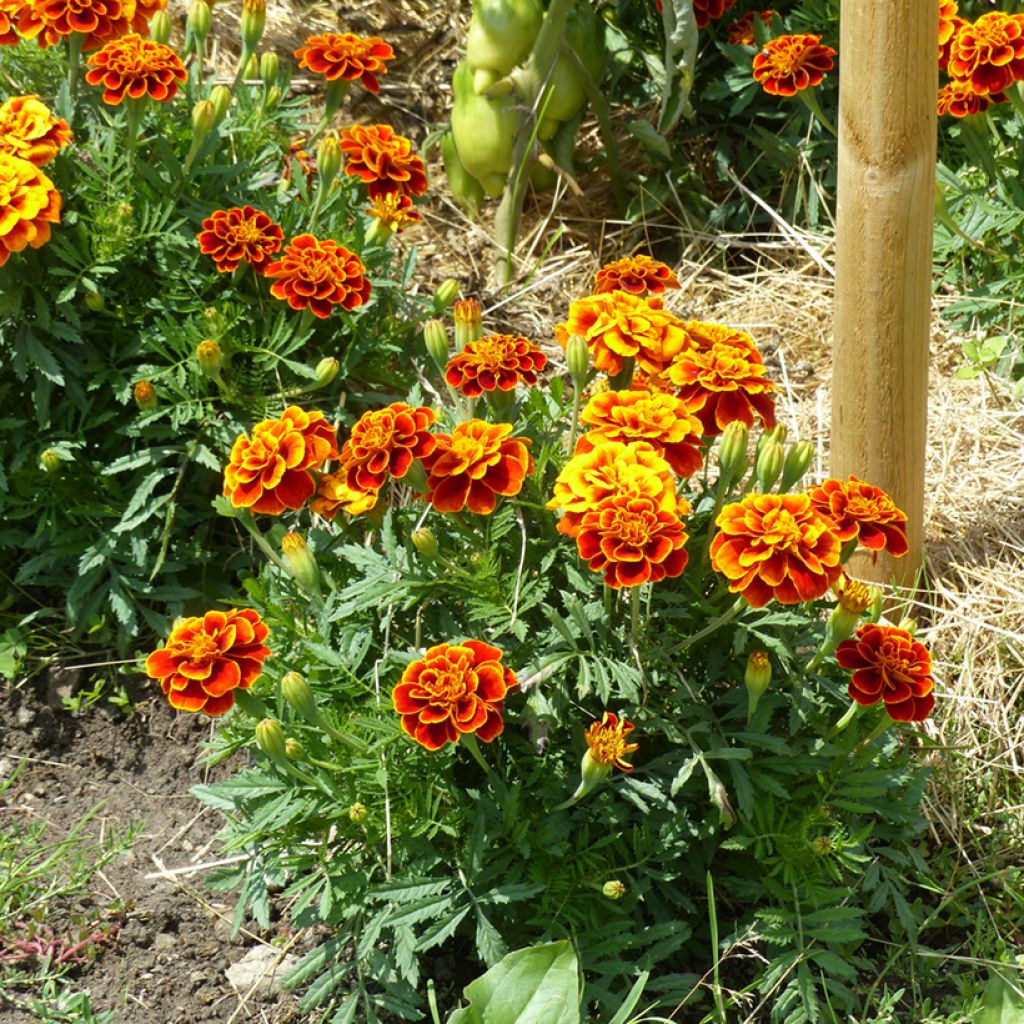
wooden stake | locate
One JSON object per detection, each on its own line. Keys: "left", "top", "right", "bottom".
{"left": 832, "top": 0, "right": 936, "bottom": 586}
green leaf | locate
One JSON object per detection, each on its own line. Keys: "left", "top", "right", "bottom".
{"left": 977, "top": 968, "right": 1024, "bottom": 1024}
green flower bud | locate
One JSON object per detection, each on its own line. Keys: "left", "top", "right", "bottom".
{"left": 316, "top": 135, "right": 342, "bottom": 186}
{"left": 779, "top": 439, "right": 815, "bottom": 492}
{"left": 240, "top": 0, "right": 265, "bottom": 53}
{"left": 315, "top": 356, "right": 340, "bottom": 387}
{"left": 191, "top": 99, "right": 217, "bottom": 145}
{"left": 281, "top": 532, "right": 320, "bottom": 594}
{"left": 255, "top": 718, "right": 288, "bottom": 766}
{"left": 566, "top": 333, "right": 589, "bottom": 387}
{"left": 423, "top": 319, "right": 450, "bottom": 371}
{"left": 434, "top": 278, "right": 460, "bottom": 310}
{"left": 242, "top": 53, "right": 260, "bottom": 81}
{"left": 744, "top": 650, "right": 771, "bottom": 721}
{"left": 348, "top": 802, "right": 368, "bottom": 824}
{"left": 133, "top": 380, "right": 157, "bottom": 411}
{"left": 260, "top": 51, "right": 279, "bottom": 88}
{"left": 284, "top": 738, "right": 305, "bottom": 761}
{"left": 755, "top": 440, "right": 785, "bottom": 492}
{"left": 602, "top": 880, "right": 627, "bottom": 900}
{"left": 264, "top": 85, "right": 281, "bottom": 109}
{"left": 195, "top": 339, "right": 223, "bottom": 378}
{"left": 210, "top": 85, "right": 232, "bottom": 125}
{"left": 149, "top": 9, "right": 171, "bottom": 44}
{"left": 40, "top": 448, "right": 62, "bottom": 473}
{"left": 411, "top": 527, "right": 438, "bottom": 559}
{"left": 717, "top": 421, "right": 749, "bottom": 487}
{"left": 281, "top": 671, "right": 320, "bottom": 725}
{"left": 403, "top": 459, "right": 428, "bottom": 494}
{"left": 186, "top": 0, "right": 211, "bottom": 46}
{"left": 453, "top": 298, "right": 483, "bottom": 350}
{"left": 896, "top": 616, "right": 918, "bottom": 636}
{"left": 826, "top": 576, "right": 875, "bottom": 649}
{"left": 84, "top": 290, "right": 104, "bottom": 312}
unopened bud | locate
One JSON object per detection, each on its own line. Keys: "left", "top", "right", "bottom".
{"left": 242, "top": 52, "right": 260, "bottom": 81}
{"left": 84, "top": 290, "right": 104, "bottom": 312}
{"left": 134, "top": 380, "right": 157, "bottom": 410}
{"left": 827, "top": 575, "right": 875, "bottom": 647}
{"left": 281, "top": 532, "right": 320, "bottom": 594}
{"left": 195, "top": 338, "right": 223, "bottom": 377}
{"left": 348, "top": 802, "right": 368, "bottom": 824}
{"left": 744, "top": 650, "right": 771, "bottom": 721}
{"left": 255, "top": 718, "right": 288, "bottom": 766}
{"left": 240, "top": 0, "right": 265, "bottom": 52}
{"left": 863, "top": 587, "right": 884, "bottom": 624}
{"left": 264, "top": 85, "right": 281, "bottom": 108}
{"left": 453, "top": 298, "right": 483, "bottom": 350}
{"left": 411, "top": 527, "right": 438, "bottom": 559}
{"left": 717, "top": 421, "right": 749, "bottom": 487}
{"left": 434, "top": 278, "right": 460, "bottom": 310}
{"left": 423, "top": 319, "right": 449, "bottom": 371}
{"left": 281, "top": 671, "right": 321, "bottom": 725}
{"left": 602, "top": 880, "right": 627, "bottom": 900}
{"left": 315, "top": 356, "right": 340, "bottom": 387}
{"left": 896, "top": 616, "right": 918, "bottom": 636}
{"left": 565, "top": 333, "right": 589, "bottom": 386}
{"left": 260, "top": 51, "right": 279, "bottom": 88}
{"left": 779, "top": 439, "right": 815, "bottom": 491}
{"left": 186, "top": 0, "right": 211, "bottom": 46}
{"left": 40, "top": 448, "right": 62, "bottom": 473}
{"left": 191, "top": 99, "right": 217, "bottom": 144}
{"left": 149, "top": 8, "right": 171, "bottom": 43}
{"left": 284, "top": 738, "right": 305, "bottom": 760}
{"left": 210, "top": 85, "right": 232, "bottom": 124}
{"left": 316, "top": 135, "right": 342, "bottom": 185}
{"left": 708, "top": 772, "right": 737, "bottom": 829}
{"left": 755, "top": 440, "right": 785, "bottom": 491}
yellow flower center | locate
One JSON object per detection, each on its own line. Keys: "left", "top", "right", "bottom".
{"left": 231, "top": 220, "right": 266, "bottom": 243}
{"left": 449, "top": 433, "right": 488, "bottom": 463}
{"left": 585, "top": 724, "right": 631, "bottom": 766}
{"left": 185, "top": 632, "right": 218, "bottom": 661}
{"left": 604, "top": 506, "right": 655, "bottom": 546}
{"left": 421, "top": 653, "right": 473, "bottom": 703}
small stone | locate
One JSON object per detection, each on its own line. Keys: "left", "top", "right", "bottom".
{"left": 153, "top": 932, "right": 178, "bottom": 952}
{"left": 225, "top": 945, "right": 299, "bottom": 998}
{"left": 15, "top": 706, "right": 35, "bottom": 728}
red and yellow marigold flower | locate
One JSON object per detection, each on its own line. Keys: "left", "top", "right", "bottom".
{"left": 752, "top": 33, "right": 837, "bottom": 96}
{"left": 310, "top": 471, "right": 379, "bottom": 519}
{"left": 575, "top": 389, "right": 704, "bottom": 479}
{"left": 338, "top": 402, "right": 437, "bottom": 493}
{"left": 85, "top": 33, "right": 186, "bottom": 104}
{"left": 947, "top": 12, "right": 1024, "bottom": 96}
{"left": 223, "top": 406, "right": 338, "bottom": 515}
{"left": 594, "top": 254, "right": 680, "bottom": 296}
{"left": 727, "top": 10, "right": 777, "bottom": 46}
{"left": 445, "top": 334, "right": 547, "bottom": 398}
{"left": 835, "top": 623, "right": 935, "bottom": 722}
{"left": 294, "top": 32, "right": 394, "bottom": 93}
{"left": 264, "top": 234, "right": 370, "bottom": 318}
{"left": 584, "top": 711, "right": 638, "bottom": 772}
{"left": 577, "top": 493, "right": 690, "bottom": 588}
{"left": 0, "top": 151, "right": 61, "bottom": 268}
{"left": 692, "top": 0, "right": 735, "bottom": 30}
{"left": 0, "top": 96, "right": 71, "bottom": 166}
{"left": 938, "top": 0, "right": 959, "bottom": 62}
{"left": 937, "top": 79, "right": 1004, "bottom": 116}
{"left": 146, "top": 608, "right": 271, "bottom": 716}
{"left": 367, "top": 191, "right": 421, "bottom": 234}
{"left": 555, "top": 291, "right": 692, "bottom": 377}
{"left": 196, "top": 206, "right": 283, "bottom": 274}
{"left": 806, "top": 476, "right": 909, "bottom": 556}
{"left": 420, "top": 420, "right": 532, "bottom": 515}
{"left": 14, "top": 0, "right": 122, "bottom": 48}
{"left": 0, "top": 2, "right": 19, "bottom": 45}
{"left": 338, "top": 123, "right": 428, "bottom": 200}
{"left": 548, "top": 440, "right": 677, "bottom": 538}
{"left": 392, "top": 640, "right": 515, "bottom": 750}
{"left": 710, "top": 493, "right": 842, "bottom": 607}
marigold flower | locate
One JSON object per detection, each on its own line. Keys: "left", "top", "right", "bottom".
{"left": 584, "top": 711, "right": 638, "bottom": 772}
{"left": 692, "top": 0, "right": 735, "bottom": 30}
{"left": 223, "top": 406, "right": 339, "bottom": 515}
{"left": 594, "top": 254, "right": 680, "bottom": 296}
{"left": 264, "top": 234, "right": 370, "bottom": 318}
{"left": 338, "top": 123, "right": 428, "bottom": 200}
{"left": 366, "top": 191, "right": 421, "bottom": 234}
{"left": 947, "top": 12, "right": 1024, "bottom": 96}
{"left": 577, "top": 493, "right": 690, "bottom": 588}
{"left": 294, "top": 32, "right": 394, "bottom": 93}
{"left": 85, "top": 33, "right": 187, "bottom": 105}
{"left": 338, "top": 402, "right": 437, "bottom": 493}
{"left": 445, "top": 334, "right": 547, "bottom": 398}
{"left": 727, "top": 10, "right": 777, "bottom": 46}
{"left": 0, "top": 96, "right": 71, "bottom": 166}
{"left": 806, "top": 476, "right": 909, "bottom": 556}
{"left": 937, "top": 79, "right": 1004, "bottom": 117}
{"left": 392, "top": 640, "right": 515, "bottom": 750}
{"left": 0, "top": 152, "right": 61, "bottom": 268}
{"left": 421, "top": 420, "right": 532, "bottom": 515}
{"left": 835, "top": 623, "right": 935, "bottom": 722}
{"left": 753, "top": 33, "right": 837, "bottom": 96}
{"left": 133, "top": 379, "right": 157, "bottom": 410}
{"left": 145, "top": 608, "right": 271, "bottom": 716}
{"left": 196, "top": 206, "right": 283, "bottom": 274}
{"left": 0, "top": 3, "right": 18, "bottom": 45}
{"left": 310, "top": 470, "right": 379, "bottom": 518}
{"left": 940, "top": 10, "right": 967, "bottom": 69}
{"left": 575, "top": 389, "right": 703, "bottom": 478}
{"left": 14, "top": 0, "right": 136, "bottom": 48}
{"left": 548, "top": 440, "right": 677, "bottom": 538}
{"left": 555, "top": 291, "right": 693, "bottom": 377}
{"left": 710, "top": 493, "right": 842, "bottom": 607}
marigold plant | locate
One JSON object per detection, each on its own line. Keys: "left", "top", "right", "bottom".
{"left": 806, "top": 476, "right": 909, "bottom": 556}
{"left": 84, "top": 33, "right": 186, "bottom": 105}
{"left": 584, "top": 711, "right": 639, "bottom": 772}
{"left": 294, "top": 32, "right": 394, "bottom": 93}
{"left": 338, "top": 123, "right": 428, "bottom": 200}
{"left": 445, "top": 334, "right": 547, "bottom": 398}
{"left": 310, "top": 472, "right": 379, "bottom": 519}
{"left": 947, "top": 12, "right": 1024, "bottom": 95}
{"left": 727, "top": 10, "right": 777, "bottom": 46}
{"left": 937, "top": 79, "right": 1003, "bottom": 117}
{"left": 264, "top": 234, "right": 370, "bottom": 318}
{"left": 337, "top": 403, "right": 437, "bottom": 494}
{"left": 0, "top": 151, "right": 60, "bottom": 267}
{"left": 752, "top": 33, "right": 837, "bottom": 96}
{"left": 0, "top": 95, "right": 71, "bottom": 166}
{"left": 196, "top": 206, "right": 284, "bottom": 274}
{"left": 593, "top": 254, "right": 680, "bottom": 296}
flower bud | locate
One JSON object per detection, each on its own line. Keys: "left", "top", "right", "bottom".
{"left": 315, "top": 356, "right": 340, "bottom": 387}
{"left": 863, "top": 587, "right": 884, "bottom": 624}
{"left": 316, "top": 135, "right": 342, "bottom": 185}
{"left": 210, "top": 85, "right": 232, "bottom": 125}
{"left": 264, "top": 85, "right": 281, "bottom": 109}
{"left": 826, "top": 575, "right": 875, "bottom": 649}
{"left": 133, "top": 380, "right": 157, "bottom": 410}
{"left": 708, "top": 772, "right": 737, "bottom": 829}
{"left": 40, "top": 448, "right": 62, "bottom": 473}
{"left": 411, "top": 527, "right": 438, "bottom": 559}
{"left": 348, "top": 802, "right": 368, "bottom": 824}
{"left": 779, "top": 439, "right": 815, "bottom": 492}
{"left": 281, "top": 670, "right": 321, "bottom": 724}
{"left": 744, "top": 650, "right": 771, "bottom": 720}
{"left": 149, "top": 8, "right": 171, "bottom": 43}
{"left": 281, "top": 532, "right": 320, "bottom": 594}
{"left": 453, "top": 298, "right": 483, "bottom": 350}
{"left": 186, "top": 0, "right": 211, "bottom": 46}
{"left": 566, "top": 333, "right": 589, "bottom": 387}
{"left": 255, "top": 718, "right": 288, "bottom": 766}
{"left": 284, "top": 738, "right": 305, "bottom": 761}
{"left": 717, "top": 421, "right": 749, "bottom": 487}
{"left": 755, "top": 440, "right": 785, "bottom": 492}
{"left": 602, "top": 880, "right": 627, "bottom": 900}
{"left": 260, "top": 51, "right": 279, "bottom": 88}
{"left": 191, "top": 99, "right": 217, "bottom": 145}
{"left": 896, "top": 615, "right": 918, "bottom": 636}
{"left": 423, "top": 318, "right": 450, "bottom": 371}
{"left": 403, "top": 459, "right": 428, "bottom": 494}
{"left": 243, "top": 52, "right": 260, "bottom": 81}
{"left": 195, "top": 338, "right": 223, "bottom": 377}
{"left": 240, "top": 0, "right": 265, "bottom": 53}
{"left": 84, "top": 290, "right": 104, "bottom": 312}
{"left": 434, "top": 278, "right": 460, "bottom": 310}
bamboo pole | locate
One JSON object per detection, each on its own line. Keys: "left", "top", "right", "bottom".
{"left": 831, "top": 0, "right": 937, "bottom": 587}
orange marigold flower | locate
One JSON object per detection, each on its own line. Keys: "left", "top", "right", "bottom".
{"left": 421, "top": 420, "right": 532, "bottom": 515}
{"left": 555, "top": 291, "right": 693, "bottom": 378}
{"left": 0, "top": 2, "right": 19, "bottom": 45}
{"left": 367, "top": 191, "right": 421, "bottom": 234}
{"left": 281, "top": 134, "right": 316, "bottom": 186}
{"left": 223, "top": 406, "right": 338, "bottom": 515}
{"left": 577, "top": 493, "right": 690, "bottom": 588}
{"left": 294, "top": 32, "right": 394, "bottom": 93}
{"left": 753, "top": 33, "right": 836, "bottom": 96}
{"left": 85, "top": 34, "right": 186, "bottom": 105}
{"left": 392, "top": 639, "right": 515, "bottom": 750}
{"left": 806, "top": 476, "right": 909, "bottom": 556}
{"left": 940, "top": 11, "right": 967, "bottom": 69}
{"left": 584, "top": 711, "right": 638, "bottom": 771}
{"left": 310, "top": 470, "right": 379, "bottom": 518}
{"left": 575, "top": 390, "right": 703, "bottom": 478}
{"left": 15, "top": 0, "right": 134, "bottom": 48}
{"left": 264, "top": 234, "right": 370, "bottom": 318}
{"left": 445, "top": 334, "right": 547, "bottom": 398}
{"left": 145, "top": 608, "right": 271, "bottom": 716}
{"left": 710, "top": 493, "right": 842, "bottom": 607}
{"left": 937, "top": 79, "right": 1005, "bottom": 116}
{"left": 0, "top": 96, "right": 72, "bottom": 166}
{"left": 338, "top": 402, "right": 437, "bottom": 493}
{"left": 948, "top": 13, "right": 1024, "bottom": 95}
{"left": 835, "top": 623, "right": 935, "bottom": 722}
{"left": 693, "top": 0, "right": 735, "bottom": 30}
{"left": 727, "top": 10, "right": 777, "bottom": 46}
{"left": 594, "top": 254, "right": 680, "bottom": 296}
{"left": 338, "top": 123, "right": 428, "bottom": 200}
{"left": 0, "top": 152, "right": 61, "bottom": 268}
{"left": 196, "top": 206, "right": 283, "bottom": 274}
{"left": 548, "top": 440, "right": 677, "bottom": 538}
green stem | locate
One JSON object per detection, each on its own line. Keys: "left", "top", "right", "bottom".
{"left": 798, "top": 87, "right": 837, "bottom": 136}
{"left": 630, "top": 585, "right": 642, "bottom": 649}
{"left": 567, "top": 383, "right": 583, "bottom": 454}
{"left": 67, "top": 32, "right": 84, "bottom": 113}
{"left": 828, "top": 699, "right": 863, "bottom": 739}
{"left": 125, "top": 98, "right": 147, "bottom": 173}
{"left": 608, "top": 356, "right": 635, "bottom": 391}
{"left": 603, "top": 583, "right": 614, "bottom": 632}
{"left": 855, "top": 715, "right": 894, "bottom": 751}
{"left": 668, "top": 597, "right": 745, "bottom": 655}
{"left": 461, "top": 733, "right": 494, "bottom": 776}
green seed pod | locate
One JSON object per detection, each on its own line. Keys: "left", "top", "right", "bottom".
{"left": 755, "top": 440, "right": 785, "bottom": 492}
{"left": 317, "top": 135, "right": 342, "bottom": 186}
{"left": 450, "top": 62, "right": 516, "bottom": 199}
{"left": 242, "top": 52, "right": 260, "bottom": 81}
{"left": 186, "top": 0, "right": 211, "bottom": 46}
{"left": 441, "top": 130, "right": 485, "bottom": 220}
{"left": 240, "top": 0, "right": 265, "bottom": 53}
{"left": 779, "top": 439, "right": 815, "bottom": 491}
{"left": 423, "top": 319, "right": 450, "bottom": 371}
{"left": 315, "top": 357, "right": 340, "bottom": 387}
{"left": 602, "top": 880, "right": 627, "bottom": 900}
{"left": 348, "top": 802, "right": 368, "bottom": 824}
{"left": 465, "top": 0, "right": 542, "bottom": 77}
{"left": 40, "top": 448, "right": 62, "bottom": 473}
{"left": 281, "top": 533, "right": 320, "bottom": 594}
